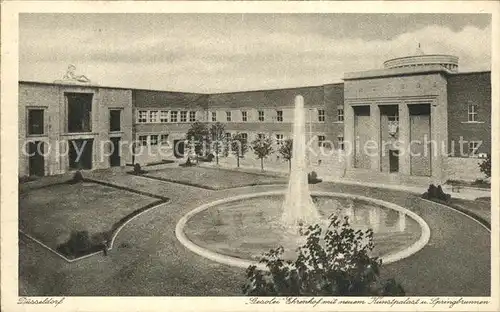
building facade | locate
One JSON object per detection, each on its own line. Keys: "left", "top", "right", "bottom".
{"left": 19, "top": 81, "right": 134, "bottom": 177}
{"left": 18, "top": 53, "right": 491, "bottom": 183}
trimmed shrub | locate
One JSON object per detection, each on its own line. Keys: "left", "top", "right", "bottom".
{"left": 57, "top": 230, "right": 92, "bottom": 258}
{"left": 132, "top": 163, "right": 146, "bottom": 174}
{"left": 422, "top": 184, "right": 451, "bottom": 201}
{"left": 57, "top": 230, "right": 109, "bottom": 258}
{"left": 479, "top": 154, "right": 491, "bottom": 178}
{"left": 307, "top": 171, "right": 322, "bottom": 184}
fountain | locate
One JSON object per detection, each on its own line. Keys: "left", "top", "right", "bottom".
{"left": 281, "top": 95, "right": 320, "bottom": 229}
{"left": 176, "top": 95, "right": 430, "bottom": 269}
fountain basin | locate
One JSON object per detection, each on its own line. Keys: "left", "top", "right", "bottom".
{"left": 176, "top": 191, "right": 430, "bottom": 270}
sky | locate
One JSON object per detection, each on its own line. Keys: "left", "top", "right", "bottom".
{"left": 19, "top": 13, "right": 492, "bottom": 93}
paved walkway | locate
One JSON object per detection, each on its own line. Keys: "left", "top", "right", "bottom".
{"left": 19, "top": 172, "right": 490, "bottom": 296}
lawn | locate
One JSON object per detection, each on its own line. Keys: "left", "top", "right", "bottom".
{"left": 19, "top": 181, "right": 159, "bottom": 258}
{"left": 142, "top": 166, "right": 287, "bottom": 190}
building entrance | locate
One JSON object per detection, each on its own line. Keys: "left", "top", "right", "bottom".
{"left": 69, "top": 139, "right": 93, "bottom": 170}
{"left": 28, "top": 141, "right": 45, "bottom": 176}
{"left": 110, "top": 137, "right": 121, "bottom": 167}
{"left": 389, "top": 149, "right": 399, "bottom": 173}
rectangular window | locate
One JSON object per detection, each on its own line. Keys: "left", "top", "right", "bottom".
{"left": 109, "top": 110, "right": 121, "bottom": 132}
{"left": 258, "top": 110, "right": 265, "bottom": 122}
{"left": 211, "top": 111, "right": 217, "bottom": 122}
{"left": 337, "top": 136, "right": 344, "bottom": 150}
{"left": 189, "top": 111, "right": 196, "bottom": 122}
{"left": 160, "top": 134, "right": 169, "bottom": 145}
{"left": 318, "top": 109, "right": 325, "bottom": 122}
{"left": 276, "top": 110, "right": 283, "bottom": 122}
{"left": 276, "top": 134, "right": 284, "bottom": 146}
{"left": 469, "top": 141, "right": 480, "bottom": 156}
{"left": 226, "top": 111, "right": 232, "bottom": 122}
{"left": 258, "top": 133, "right": 265, "bottom": 140}
{"left": 138, "top": 110, "right": 147, "bottom": 123}
{"left": 150, "top": 135, "right": 159, "bottom": 146}
{"left": 337, "top": 106, "right": 344, "bottom": 122}
{"left": 138, "top": 135, "right": 148, "bottom": 146}
{"left": 318, "top": 135, "right": 326, "bottom": 147}
{"left": 160, "top": 111, "right": 169, "bottom": 123}
{"left": 225, "top": 132, "right": 232, "bottom": 140}
{"left": 170, "top": 111, "right": 178, "bottom": 122}
{"left": 149, "top": 111, "right": 158, "bottom": 123}
{"left": 241, "top": 111, "right": 248, "bottom": 122}
{"left": 180, "top": 111, "right": 187, "bottom": 122}
{"left": 240, "top": 133, "right": 248, "bottom": 142}
{"left": 468, "top": 104, "right": 477, "bottom": 122}
{"left": 28, "top": 109, "right": 44, "bottom": 135}
{"left": 66, "top": 93, "right": 92, "bottom": 133}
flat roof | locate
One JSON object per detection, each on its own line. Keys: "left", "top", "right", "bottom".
{"left": 19, "top": 80, "right": 345, "bottom": 95}
{"left": 18, "top": 80, "right": 205, "bottom": 95}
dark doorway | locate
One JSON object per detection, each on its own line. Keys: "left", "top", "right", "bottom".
{"left": 69, "top": 139, "right": 93, "bottom": 170}
{"left": 173, "top": 140, "right": 185, "bottom": 158}
{"left": 110, "top": 137, "right": 121, "bottom": 167}
{"left": 389, "top": 149, "right": 399, "bottom": 173}
{"left": 28, "top": 141, "right": 45, "bottom": 176}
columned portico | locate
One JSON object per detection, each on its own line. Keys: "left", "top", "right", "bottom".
{"left": 343, "top": 60, "right": 450, "bottom": 185}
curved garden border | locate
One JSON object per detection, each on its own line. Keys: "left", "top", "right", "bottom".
{"left": 175, "top": 190, "right": 431, "bottom": 270}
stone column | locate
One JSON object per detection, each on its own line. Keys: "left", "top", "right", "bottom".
{"left": 430, "top": 99, "right": 445, "bottom": 184}
{"left": 344, "top": 105, "right": 355, "bottom": 170}
{"left": 370, "top": 104, "right": 381, "bottom": 171}
{"left": 399, "top": 102, "right": 411, "bottom": 175}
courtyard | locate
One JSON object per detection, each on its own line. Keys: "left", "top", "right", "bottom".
{"left": 18, "top": 166, "right": 491, "bottom": 296}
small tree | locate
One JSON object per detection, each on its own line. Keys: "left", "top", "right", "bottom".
{"left": 479, "top": 154, "right": 491, "bottom": 179}
{"left": 231, "top": 133, "right": 249, "bottom": 168}
{"left": 251, "top": 136, "right": 273, "bottom": 172}
{"left": 186, "top": 122, "right": 210, "bottom": 164}
{"left": 210, "top": 122, "right": 226, "bottom": 165}
{"left": 278, "top": 139, "right": 293, "bottom": 172}
{"left": 242, "top": 215, "right": 405, "bottom": 296}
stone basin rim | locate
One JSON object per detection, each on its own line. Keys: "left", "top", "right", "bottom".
{"left": 175, "top": 190, "right": 431, "bottom": 270}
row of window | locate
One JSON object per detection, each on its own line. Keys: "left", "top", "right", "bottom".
{"left": 138, "top": 134, "right": 169, "bottom": 146}
{"left": 211, "top": 109, "right": 344, "bottom": 123}
{"left": 137, "top": 110, "right": 197, "bottom": 123}
{"left": 134, "top": 132, "right": 341, "bottom": 149}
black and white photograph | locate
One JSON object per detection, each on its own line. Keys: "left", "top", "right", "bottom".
{"left": 1, "top": 1, "right": 499, "bottom": 311}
